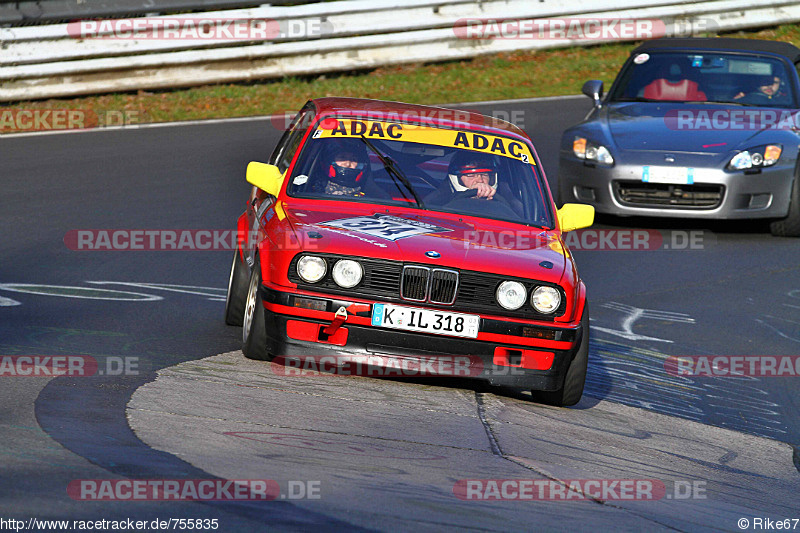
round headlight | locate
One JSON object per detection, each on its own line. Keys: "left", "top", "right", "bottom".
{"left": 729, "top": 151, "right": 752, "bottom": 170}
{"left": 496, "top": 281, "right": 527, "bottom": 310}
{"left": 297, "top": 255, "right": 327, "bottom": 283}
{"left": 531, "top": 286, "right": 561, "bottom": 314}
{"left": 594, "top": 145, "right": 614, "bottom": 165}
{"left": 332, "top": 259, "right": 363, "bottom": 288}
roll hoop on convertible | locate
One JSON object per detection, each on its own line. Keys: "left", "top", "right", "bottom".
{"left": 225, "top": 98, "right": 594, "bottom": 406}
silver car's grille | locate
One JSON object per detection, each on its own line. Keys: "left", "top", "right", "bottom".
{"left": 614, "top": 181, "right": 723, "bottom": 209}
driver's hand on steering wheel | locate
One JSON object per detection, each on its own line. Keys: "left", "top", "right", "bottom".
{"left": 472, "top": 182, "right": 495, "bottom": 199}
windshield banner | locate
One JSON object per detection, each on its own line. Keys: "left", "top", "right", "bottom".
{"left": 314, "top": 118, "right": 534, "bottom": 164}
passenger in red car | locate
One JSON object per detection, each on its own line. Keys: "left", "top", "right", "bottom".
{"left": 310, "top": 138, "right": 389, "bottom": 198}
{"left": 321, "top": 139, "right": 370, "bottom": 196}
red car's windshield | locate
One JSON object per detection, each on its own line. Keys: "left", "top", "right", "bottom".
{"left": 286, "top": 119, "right": 553, "bottom": 229}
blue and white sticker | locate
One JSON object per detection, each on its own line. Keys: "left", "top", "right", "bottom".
{"left": 371, "top": 303, "right": 384, "bottom": 326}
{"left": 322, "top": 214, "right": 452, "bottom": 241}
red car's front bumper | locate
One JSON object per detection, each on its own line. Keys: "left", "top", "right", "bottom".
{"left": 259, "top": 285, "right": 585, "bottom": 390}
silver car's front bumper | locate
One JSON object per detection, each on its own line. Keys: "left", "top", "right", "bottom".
{"left": 559, "top": 156, "right": 796, "bottom": 219}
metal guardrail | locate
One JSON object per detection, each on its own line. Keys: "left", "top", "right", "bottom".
{"left": 0, "top": 0, "right": 312, "bottom": 26}
{"left": 1, "top": 0, "right": 799, "bottom": 101}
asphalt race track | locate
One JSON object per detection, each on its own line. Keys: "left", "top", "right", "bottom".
{"left": 1, "top": 96, "right": 799, "bottom": 531}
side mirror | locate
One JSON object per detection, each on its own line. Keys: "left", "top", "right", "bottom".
{"left": 557, "top": 203, "right": 595, "bottom": 232}
{"left": 582, "top": 80, "right": 604, "bottom": 107}
{"left": 246, "top": 162, "right": 284, "bottom": 197}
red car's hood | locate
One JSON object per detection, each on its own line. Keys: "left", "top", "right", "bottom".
{"left": 279, "top": 202, "right": 568, "bottom": 284}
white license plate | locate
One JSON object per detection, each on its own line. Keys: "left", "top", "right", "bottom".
{"left": 642, "top": 166, "right": 694, "bottom": 185}
{"left": 371, "top": 303, "right": 479, "bottom": 339}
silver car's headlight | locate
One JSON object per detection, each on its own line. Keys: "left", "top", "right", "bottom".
{"left": 496, "top": 281, "right": 527, "bottom": 310}
{"left": 296, "top": 255, "right": 327, "bottom": 283}
{"left": 531, "top": 286, "right": 561, "bottom": 314}
{"left": 574, "top": 137, "right": 614, "bottom": 165}
{"left": 332, "top": 259, "right": 363, "bottom": 288}
{"left": 728, "top": 144, "right": 782, "bottom": 170}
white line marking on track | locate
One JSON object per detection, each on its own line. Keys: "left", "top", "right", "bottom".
{"left": 87, "top": 281, "right": 225, "bottom": 301}
{"left": 591, "top": 302, "right": 695, "bottom": 343}
{"left": 0, "top": 296, "right": 21, "bottom": 306}
{"left": 0, "top": 283, "right": 163, "bottom": 301}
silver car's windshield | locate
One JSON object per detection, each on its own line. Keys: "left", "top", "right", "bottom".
{"left": 286, "top": 119, "right": 553, "bottom": 228}
{"left": 609, "top": 52, "right": 795, "bottom": 108}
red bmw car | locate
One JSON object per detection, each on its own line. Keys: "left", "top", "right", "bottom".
{"left": 225, "top": 98, "right": 594, "bottom": 406}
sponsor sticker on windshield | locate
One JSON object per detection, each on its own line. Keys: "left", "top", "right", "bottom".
{"left": 315, "top": 119, "right": 534, "bottom": 164}
{"left": 320, "top": 214, "right": 452, "bottom": 241}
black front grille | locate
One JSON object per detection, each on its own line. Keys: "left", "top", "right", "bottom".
{"left": 457, "top": 272, "right": 567, "bottom": 319}
{"left": 401, "top": 266, "right": 429, "bottom": 301}
{"left": 615, "top": 180, "right": 723, "bottom": 209}
{"left": 430, "top": 269, "right": 458, "bottom": 305}
{"left": 367, "top": 266, "right": 402, "bottom": 293}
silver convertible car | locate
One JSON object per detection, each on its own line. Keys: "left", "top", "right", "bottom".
{"left": 559, "top": 37, "right": 800, "bottom": 236}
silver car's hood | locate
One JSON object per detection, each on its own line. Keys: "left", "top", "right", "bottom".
{"left": 604, "top": 103, "right": 772, "bottom": 153}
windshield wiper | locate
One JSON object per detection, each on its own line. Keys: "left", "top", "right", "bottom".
{"left": 359, "top": 135, "right": 424, "bottom": 209}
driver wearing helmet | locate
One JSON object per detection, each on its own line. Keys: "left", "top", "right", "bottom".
{"left": 317, "top": 138, "right": 371, "bottom": 196}
{"left": 425, "top": 152, "right": 519, "bottom": 212}
{"left": 448, "top": 158, "right": 498, "bottom": 199}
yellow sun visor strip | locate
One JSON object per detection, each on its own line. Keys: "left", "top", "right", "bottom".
{"left": 314, "top": 118, "right": 535, "bottom": 165}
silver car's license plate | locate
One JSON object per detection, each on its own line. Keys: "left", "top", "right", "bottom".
{"left": 371, "top": 303, "right": 479, "bottom": 338}
{"left": 642, "top": 165, "right": 694, "bottom": 184}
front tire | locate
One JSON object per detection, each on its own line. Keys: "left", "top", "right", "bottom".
{"left": 534, "top": 303, "right": 589, "bottom": 407}
{"left": 770, "top": 175, "right": 800, "bottom": 237}
{"left": 224, "top": 248, "right": 249, "bottom": 326}
{"left": 242, "top": 261, "right": 270, "bottom": 361}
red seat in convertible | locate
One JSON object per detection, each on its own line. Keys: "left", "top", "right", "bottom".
{"left": 643, "top": 79, "right": 707, "bottom": 101}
